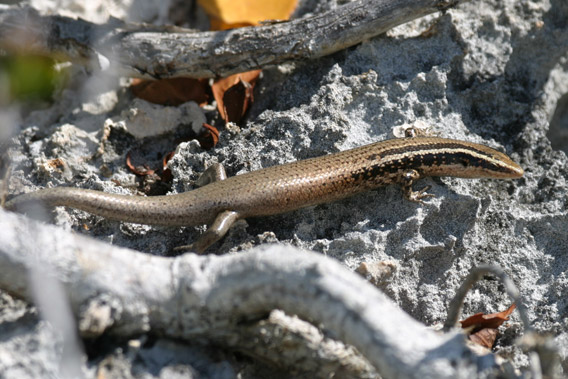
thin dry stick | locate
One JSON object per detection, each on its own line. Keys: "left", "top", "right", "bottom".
{"left": 0, "top": 0, "right": 471, "bottom": 79}
{"left": 443, "top": 266, "right": 562, "bottom": 378}
{"left": 0, "top": 209, "right": 498, "bottom": 378}
{"left": 443, "top": 265, "right": 532, "bottom": 332}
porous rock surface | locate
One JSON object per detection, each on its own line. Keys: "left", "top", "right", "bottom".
{"left": 1, "top": 0, "right": 567, "bottom": 377}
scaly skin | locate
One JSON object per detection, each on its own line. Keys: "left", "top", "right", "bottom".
{"left": 5, "top": 137, "right": 524, "bottom": 252}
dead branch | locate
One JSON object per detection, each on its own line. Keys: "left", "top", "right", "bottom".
{"left": 0, "top": 209, "right": 498, "bottom": 378}
{"left": 0, "top": 0, "right": 470, "bottom": 79}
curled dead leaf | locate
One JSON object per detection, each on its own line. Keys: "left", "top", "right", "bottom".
{"left": 126, "top": 151, "right": 155, "bottom": 176}
{"left": 460, "top": 303, "right": 516, "bottom": 349}
{"left": 130, "top": 78, "right": 209, "bottom": 106}
{"left": 162, "top": 151, "right": 176, "bottom": 171}
{"left": 468, "top": 328, "right": 499, "bottom": 349}
{"left": 212, "top": 70, "right": 261, "bottom": 124}
{"left": 160, "top": 151, "right": 176, "bottom": 183}
{"left": 197, "top": 123, "right": 220, "bottom": 150}
{"left": 460, "top": 303, "right": 517, "bottom": 330}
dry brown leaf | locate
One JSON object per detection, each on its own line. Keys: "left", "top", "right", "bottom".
{"left": 460, "top": 303, "right": 517, "bottom": 330}
{"left": 198, "top": 0, "right": 297, "bottom": 29}
{"left": 460, "top": 303, "right": 516, "bottom": 349}
{"left": 126, "top": 152, "right": 155, "bottom": 176}
{"left": 468, "top": 328, "right": 499, "bottom": 349}
{"left": 197, "top": 123, "right": 220, "bottom": 150}
{"left": 161, "top": 151, "right": 176, "bottom": 183}
{"left": 162, "top": 151, "right": 176, "bottom": 171}
{"left": 211, "top": 70, "right": 261, "bottom": 124}
{"left": 200, "top": 1, "right": 296, "bottom": 122}
{"left": 130, "top": 78, "right": 209, "bottom": 106}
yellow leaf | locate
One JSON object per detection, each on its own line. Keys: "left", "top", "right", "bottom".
{"left": 198, "top": 0, "right": 297, "bottom": 30}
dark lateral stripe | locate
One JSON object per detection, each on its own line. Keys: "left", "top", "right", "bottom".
{"left": 350, "top": 150, "right": 510, "bottom": 182}
{"left": 377, "top": 142, "right": 498, "bottom": 161}
{"left": 383, "top": 148, "right": 511, "bottom": 172}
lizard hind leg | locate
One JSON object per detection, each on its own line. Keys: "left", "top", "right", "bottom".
{"left": 174, "top": 210, "right": 240, "bottom": 254}
{"left": 173, "top": 164, "right": 235, "bottom": 254}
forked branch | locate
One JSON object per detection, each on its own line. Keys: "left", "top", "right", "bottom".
{"left": 0, "top": 209, "right": 497, "bottom": 378}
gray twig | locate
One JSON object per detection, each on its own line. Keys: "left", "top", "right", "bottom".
{"left": 0, "top": 0, "right": 470, "bottom": 79}
{"left": 443, "top": 265, "right": 531, "bottom": 332}
{"left": 443, "top": 265, "right": 563, "bottom": 378}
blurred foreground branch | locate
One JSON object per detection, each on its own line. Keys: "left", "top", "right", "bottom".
{"left": 0, "top": 209, "right": 498, "bottom": 378}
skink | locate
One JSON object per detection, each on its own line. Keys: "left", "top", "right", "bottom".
{"left": 5, "top": 136, "right": 524, "bottom": 252}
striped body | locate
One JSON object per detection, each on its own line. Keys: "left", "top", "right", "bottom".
{"left": 5, "top": 137, "right": 523, "bottom": 252}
